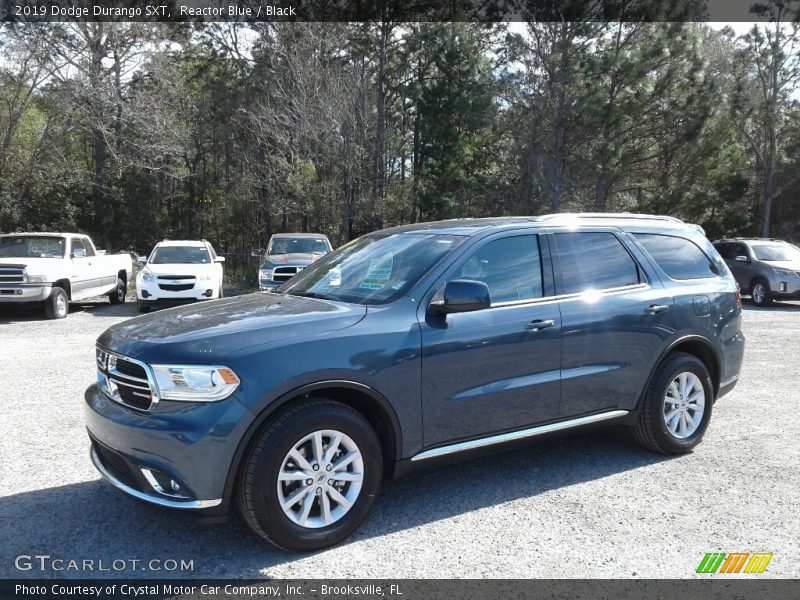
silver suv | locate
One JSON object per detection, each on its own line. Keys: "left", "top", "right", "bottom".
{"left": 714, "top": 238, "right": 800, "bottom": 306}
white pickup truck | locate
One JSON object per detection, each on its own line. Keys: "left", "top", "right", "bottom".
{"left": 0, "top": 233, "right": 132, "bottom": 319}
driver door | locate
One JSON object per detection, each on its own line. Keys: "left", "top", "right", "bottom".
{"left": 419, "top": 233, "right": 562, "bottom": 447}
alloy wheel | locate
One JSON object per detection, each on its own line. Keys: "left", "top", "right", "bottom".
{"left": 663, "top": 372, "right": 705, "bottom": 439}
{"left": 752, "top": 283, "right": 766, "bottom": 305}
{"left": 276, "top": 429, "right": 364, "bottom": 529}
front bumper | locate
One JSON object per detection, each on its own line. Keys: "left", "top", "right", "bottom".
{"left": 766, "top": 275, "right": 800, "bottom": 299}
{"left": 0, "top": 283, "right": 52, "bottom": 303}
{"left": 84, "top": 383, "right": 253, "bottom": 512}
{"left": 137, "top": 280, "right": 218, "bottom": 302}
{"left": 258, "top": 278, "right": 285, "bottom": 292}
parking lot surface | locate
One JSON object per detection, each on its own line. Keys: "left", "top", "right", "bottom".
{"left": 1, "top": 298, "right": 798, "bottom": 578}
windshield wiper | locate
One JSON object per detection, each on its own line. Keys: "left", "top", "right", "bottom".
{"left": 289, "top": 291, "right": 338, "bottom": 301}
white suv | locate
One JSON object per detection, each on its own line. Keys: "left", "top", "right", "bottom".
{"left": 136, "top": 240, "right": 224, "bottom": 312}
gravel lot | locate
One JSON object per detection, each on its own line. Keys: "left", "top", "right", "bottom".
{"left": 1, "top": 297, "right": 798, "bottom": 579}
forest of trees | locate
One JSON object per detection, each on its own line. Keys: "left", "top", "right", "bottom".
{"left": 1, "top": 6, "right": 800, "bottom": 267}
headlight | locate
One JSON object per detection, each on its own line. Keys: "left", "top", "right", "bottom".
{"left": 198, "top": 273, "right": 212, "bottom": 281}
{"left": 260, "top": 268, "right": 273, "bottom": 280}
{"left": 26, "top": 274, "right": 47, "bottom": 283}
{"left": 151, "top": 365, "right": 240, "bottom": 402}
{"left": 140, "top": 269, "right": 154, "bottom": 282}
{"left": 772, "top": 268, "right": 798, "bottom": 277}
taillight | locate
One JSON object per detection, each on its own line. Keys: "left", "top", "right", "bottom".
{"left": 734, "top": 288, "right": 742, "bottom": 310}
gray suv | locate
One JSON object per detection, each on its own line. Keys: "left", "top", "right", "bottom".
{"left": 713, "top": 238, "right": 800, "bottom": 306}
{"left": 86, "top": 214, "right": 744, "bottom": 551}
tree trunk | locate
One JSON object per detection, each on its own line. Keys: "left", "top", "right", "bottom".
{"left": 373, "top": 18, "right": 390, "bottom": 231}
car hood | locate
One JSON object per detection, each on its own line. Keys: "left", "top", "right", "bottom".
{"left": 761, "top": 260, "right": 800, "bottom": 270}
{"left": 142, "top": 263, "right": 215, "bottom": 276}
{"left": 98, "top": 293, "right": 366, "bottom": 359}
{"left": 263, "top": 252, "right": 324, "bottom": 267}
{"left": 0, "top": 256, "right": 64, "bottom": 267}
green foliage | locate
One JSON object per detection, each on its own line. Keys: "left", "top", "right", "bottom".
{"left": 0, "top": 19, "right": 799, "bottom": 250}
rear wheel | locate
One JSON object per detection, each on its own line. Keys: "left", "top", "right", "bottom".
{"left": 44, "top": 287, "right": 68, "bottom": 319}
{"left": 750, "top": 278, "right": 772, "bottom": 307}
{"left": 108, "top": 278, "right": 126, "bottom": 304}
{"left": 632, "top": 352, "right": 713, "bottom": 455}
{"left": 238, "top": 399, "right": 382, "bottom": 551}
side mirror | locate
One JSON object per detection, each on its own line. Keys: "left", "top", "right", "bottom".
{"left": 250, "top": 249, "right": 263, "bottom": 258}
{"left": 215, "top": 256, "right": 225, "bottom": 263}
{"left": 72, "top": 248, "right": 86, "bottom": 258}
{"left": 429, "top": 279, "right": 491, "bottom": 315}
{"left": 734, "top": 255, "right": 749, "bottom": 263}
{"left": 137, "top": 256, "right": 147, "bottom": 265}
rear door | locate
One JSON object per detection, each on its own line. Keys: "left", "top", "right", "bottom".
{"left": 551, "top": 230, "right": 677, "bottom": 417}
{"left": 419, "top": 232, "right": 562, "bottom": 446}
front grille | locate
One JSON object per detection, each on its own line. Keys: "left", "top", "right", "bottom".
{"left": 272, "top": 266, "right": 302, "bottom": 282}
{"left": 0, "top": 266, "right": 24, "bottom": 283}
{"left": 114, "top": 358, "right": 147, "bottom": 380}
{"left": 93, "top": 441, "right": 139, "bottom": 489}
{"left": 97, "top": 347, "right": 155, "bottom": 411}
{"left": 158, "top": 283, "right": 194, "bottom": 291}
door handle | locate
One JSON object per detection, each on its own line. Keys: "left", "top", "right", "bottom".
{"left": 645, "top": 304, "right": 670, "bottom": 315}
{"left": 525, "top": 319, "right": 556, "bottom": 332}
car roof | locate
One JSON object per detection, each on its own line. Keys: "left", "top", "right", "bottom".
{"left": 155, "top": 240, "right": 209, "bottom": 247}
{"left": 270, "top": 233, "right": 330, "bottom": 238}
{"left": 0, "top": 232, "right": 82, "bottom": 237}
{"left": 379, "top": 213, "right": 694, "bottom": 237}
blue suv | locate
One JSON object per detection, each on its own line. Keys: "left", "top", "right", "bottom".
{"left": 85, "top": 214, "right": 745, "bottom": 550}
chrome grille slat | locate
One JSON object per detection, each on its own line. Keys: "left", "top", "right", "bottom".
{"left": 96, "top": 347, "right": 158, "bottom": 411}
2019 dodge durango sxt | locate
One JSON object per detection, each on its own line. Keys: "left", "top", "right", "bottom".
{"left": 85, "top": 213, "right": 745, "bottom": 551}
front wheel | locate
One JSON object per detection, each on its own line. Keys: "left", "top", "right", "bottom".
{"left": 632, "top": 352, "right": 713, "bottom": 455}
{"left": 238, "top": 400, "right": 382, "bottom": 551}
{"left": 44, "top": 287, "right": 69, "bottom": 319}
{"left": 109, "top": 278, "right": 126, "bottom": 304}
{"left": 751, "top": 278, "right": 773, "bottom": 307}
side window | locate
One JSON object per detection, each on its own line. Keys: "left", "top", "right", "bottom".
{"left": 82, "top": 237, "right": 96, "bottom": 257}
{"left": 207, "top": 244, "right": 217, "bottom": 260}
{"left": 554, "top": 232, "right": 640, "bottom": 294}
{"left": 733, "top": 243, "right": 749, "bottom": 259}
{"left": 635, "top": 234, "right": 717, "bottom": 280}
{"left": 455, "top": 235, "right": 544, "bottom": 303}
{"left": 70, "top": 237, "right": 85, "bottom": 256}
{"left": 715, "top": 243, "right": 732, "bottom": 260}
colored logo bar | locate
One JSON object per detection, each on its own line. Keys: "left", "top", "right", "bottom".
{"left": 697, "top": 552, "right": 773, "bottom": 574}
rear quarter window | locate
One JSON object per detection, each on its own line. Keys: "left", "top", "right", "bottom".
{"left": 635, "top": 234, "right": 718, "bottom": 280}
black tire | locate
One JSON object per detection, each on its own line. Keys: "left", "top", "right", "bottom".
{"left": 238, "top": 399, "right": 382, "bottom": 551}
{"left": 137, "top": 302, "right": 151, "bottom": 313}
{"left": 750, "top": 278, "right": 773, "bottom": 307}
{"left": 109, "top": 278, "right": 126, "bottom": 304}
{"left": 632, "top": 352, "right": 714, "bottom": 455}
{"left": 44, "top": 286, "right": 69, "bottom": 319}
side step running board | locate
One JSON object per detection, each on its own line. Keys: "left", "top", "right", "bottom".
{"left": 410, "top": 410, "right": 629, "bottom": 461}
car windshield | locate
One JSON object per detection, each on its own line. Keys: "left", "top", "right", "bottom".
{"left": 280, "top": 233, "right": 464, "bottom": 305}
{"left": 269, "top": 237, "right": 331, "bottom": 255}
{"left": 751, "top": 243, "right": 800, "bottom": 261}
{"left": 150, "top": 246, "right": 210, "bottom": 264}
{"left": 0, "top": 236, "right": 66, "bottom": 258}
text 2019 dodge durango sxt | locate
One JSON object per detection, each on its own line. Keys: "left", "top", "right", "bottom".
{"left": 85, "top": 214, "right": 745, "bottom": 550}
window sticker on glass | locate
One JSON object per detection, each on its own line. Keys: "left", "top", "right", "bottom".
{"left": 359, "top": 255, "right": 394, "bottom": 290}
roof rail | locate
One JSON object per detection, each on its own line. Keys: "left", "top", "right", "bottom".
{"left": 536, "top": 212, "right": 684, "bottom": 223}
